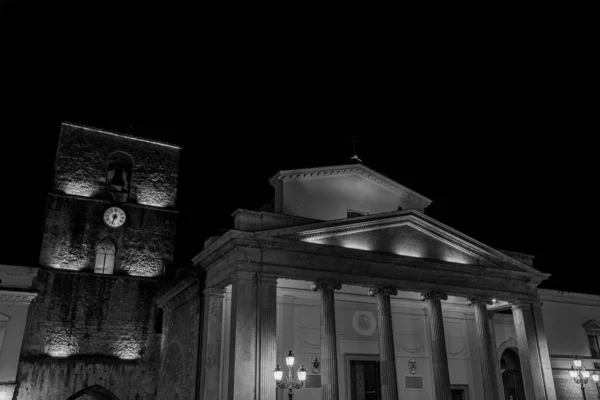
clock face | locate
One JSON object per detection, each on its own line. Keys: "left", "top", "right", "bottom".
{"left": 103, "top": 207, "right": 126, "bottom": 228}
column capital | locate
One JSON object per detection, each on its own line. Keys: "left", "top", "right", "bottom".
{"left": 368, "top": 287, "right": 398, "bottom": 297}
{"left": 421, "top": 290, "right": 448, "bottom": 302}
{"left": 467, "top": 297, "right": 493, "bottom": 306}
{"left": 311, "top": 281, "right": 342, "bottom": 291}
{"left": 510, "top": 300, "right": 536, "bottom": 310}
{"left": 203, "top": 287, "right": 225, "bottom": 297}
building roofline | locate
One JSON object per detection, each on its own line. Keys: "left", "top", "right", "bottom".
{"left": 539, "top": 288, "right": 600, "bottom": 306}
{"left": 269, "top": 163, "right": 432, "bottom": 206}
{"left": 61, "top": 122, "right": 183, "bottom": 150}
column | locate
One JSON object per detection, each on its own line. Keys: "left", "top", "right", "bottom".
{"left": 200, "top": 287, "right": 225, "bottom": 400}
{"left": 469, "top": 297, "right": 500, "bottom": 400}
{"left": 512, "top": 302, "right": 557, "bottom": 400}
{"left": 312, "top": 281, "right": 342, "bottom": 400}
{"left": 488, "top": 312, "right": 505, "bottom": 400}
{"left": 421, "top": 291, "right": 452, "bottom": 400}
{"left": 530, "top": 303, "right": 556, "bottom": 400}
{"left": 257, "top": 274, "right": 278, "bottom": 400}
{"left": 229, "top": 271, "right": 258, "bottom": 400}
{"left": 369, "top": 287, "right": 399, "bottom": 400}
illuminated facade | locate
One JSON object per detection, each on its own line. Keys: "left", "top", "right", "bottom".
{"left": 0, "top": 265, "right": 38, "bottom": 400}
{"left": 9, "top": 126, "right": 600, "bottom": 400}
{"left": 158, "top": 161, "right": 600, "bottom": 400}
{"left": 14, "top": 123, "right": 181, "bottom": 400}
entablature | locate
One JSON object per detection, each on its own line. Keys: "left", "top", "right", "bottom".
{"left": 196, "top": 234, "right": 542, "bottom": 303}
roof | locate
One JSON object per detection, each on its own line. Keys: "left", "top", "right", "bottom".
{"left": 61, "top": 122, "right": 183, "bottom": 150}
{"left": 269, "top": 163, "right": 433, "bottom": 208}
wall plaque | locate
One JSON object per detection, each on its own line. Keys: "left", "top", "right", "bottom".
{"left": 311, "top": 356, "right": 321, "bottom": 373}
{"left": 304, "top": 374, "right": 321, "bottom": 389}
{"left": 352, "top": 310, "right": 376, "bottom": 336}
{"left": 408, "top": 359, "right": 417, "bottom": 374}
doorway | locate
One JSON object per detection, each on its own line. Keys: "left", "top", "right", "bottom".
{"left": 66, "top": 385, "right": 120, "bottom": 400}
{"left": 501, "top": 348, "right": 526, "bottom": 400}
{"left": 350, "top": 360, "right": 381, "bottom": 400}
{"left": 451, "top": 385, "right": 469, "bottom": 400}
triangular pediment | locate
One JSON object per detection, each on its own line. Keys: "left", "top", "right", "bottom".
{"left": 270, "top": 164, "right": 433, "bottom": 209}
{"left": 261, "top": 210, "right": 544, "bottom": 275}
{"left": 583, "top": 320, "right": 600, "bottom": 334}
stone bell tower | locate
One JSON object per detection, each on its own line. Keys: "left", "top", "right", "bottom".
{"left": 15, "top": 122, "right": 181, "bottom": 400}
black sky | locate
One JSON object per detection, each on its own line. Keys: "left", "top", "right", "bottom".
{"left": 1, "top": 4, "right": 596, "bottom": 294}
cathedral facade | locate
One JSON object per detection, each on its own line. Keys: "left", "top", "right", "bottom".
{"left": 0, "top": 123, "right": 599, "bottom": 400}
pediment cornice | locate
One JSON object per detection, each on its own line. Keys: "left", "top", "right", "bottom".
{"left": 269, "top": 164, "right": 432, "bottom": 208}
{"left": 197, "top": 235, "right": 541, "bottom": 301}
{"left": 0, "top": 289, "right": 38, "bottom": 304}
{"left": 260, "top": 210, "right": 545, "bottom": 277}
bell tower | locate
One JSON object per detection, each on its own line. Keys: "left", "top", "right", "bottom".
{"left": 16, "top": 122, "right": 182, "bottom": 400}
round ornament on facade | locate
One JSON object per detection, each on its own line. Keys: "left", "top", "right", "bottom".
{"left": 103, "top": 207, "right": 126, "bottom": 228}
{"left": 352, "top": 310, "right": 376, "bottom": 336}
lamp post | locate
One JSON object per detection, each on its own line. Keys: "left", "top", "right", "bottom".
{"left": 592, "top": 370, "right": 600, "bottom": 399}
{"left": 570, "top": 357, "right": 592, "bottom": 400}
{"left": 274, "top": 350, "right": 307, "bottom": 399}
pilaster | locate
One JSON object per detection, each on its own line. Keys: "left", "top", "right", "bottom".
{"left": 421, "top": 290, "right": 451, "bottom": 400}
{"left": 229, "top": 271, "right": 258, "bottom": 400}
{"left": 369, "top": 287, "right": 399, "bottom": 400}
{"left": 312, "top": 281, "right": 342, "bottom": 400}
{"left": 199, "top": 287, "right": 225, "bottom": 400}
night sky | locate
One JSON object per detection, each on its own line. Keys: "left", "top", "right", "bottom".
{"left": 0, "top": 5, "right": 595, "bottom": 294}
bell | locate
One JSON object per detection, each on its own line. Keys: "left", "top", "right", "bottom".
{"left": 110, "top": 163, "right": 125, "bottom": 186}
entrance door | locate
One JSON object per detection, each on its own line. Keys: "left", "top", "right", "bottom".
{"left": 501, "top": 348, "right": 526, "bottom": 400}
{"left": 451, "top": 385, "right": 469, "bottom": 400}
{"left": 350, "top": 360, "right": 381, "bottom": 400}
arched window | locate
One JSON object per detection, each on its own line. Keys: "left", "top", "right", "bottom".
{"left": 95, "top": 238, "right": 116, "bottom": 275}
{"left": 105, "top": 152, "right": 133, "bottom": 202}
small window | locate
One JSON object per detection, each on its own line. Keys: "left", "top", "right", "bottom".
{"left": 347, "top": 210, "right": 369, "bottom": 218}
{"left": 589, "top": 335, "right": 600, "bottom": 359}
{"left": 95, "top": 238, "right": 116, "bottom": 274}
{"left": 583, "top": 320, "right": 600, "bottom": 359}
{"left": 155, "top": 308, "right": 163, "bottom": 334}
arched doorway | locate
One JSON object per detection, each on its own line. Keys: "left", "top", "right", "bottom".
{"left": 66, "top": 385, "right": 119, "bottom": 400}
{"left": 501, "top": 348, "right": 526, "bottom": 400}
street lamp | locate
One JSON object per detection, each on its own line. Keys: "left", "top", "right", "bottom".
{"left": 274, "top": 350, "right": 307, "bottom": 399}
{"left": 571, "top": 356, "right": 591, "bottom": 400}
{"left": 592, "top": 371, "right": 600, "bottom": 399}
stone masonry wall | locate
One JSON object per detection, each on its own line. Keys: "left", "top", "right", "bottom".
{"left": 39, "top": 194, "right": 177, "bottom": 277}
{"left": 21, "top": 269, "right": 160, "bottom": 358}
{"left": 555, "top": 374, "right": 593, "bottom": 400}
{"left": 16, "top": 358, "right": 156, "bottom": 400}
{"left": 157, "top": 278, "right": 202, "bottom": 400}
{"left": 54, "top": 124, "right": 180, "bottom": 208}
{"left": 17, "top": 269, "right": 161, "bottom": 399}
